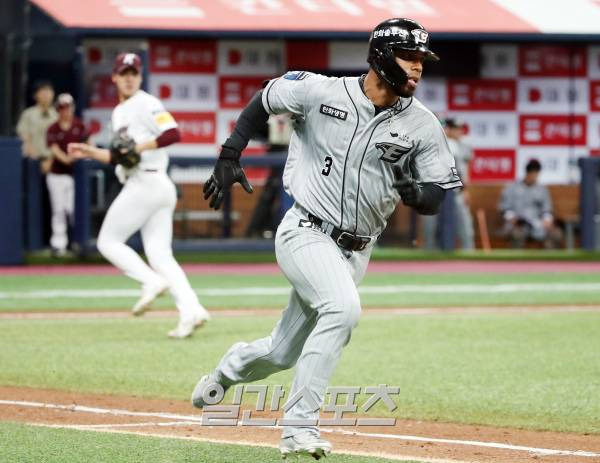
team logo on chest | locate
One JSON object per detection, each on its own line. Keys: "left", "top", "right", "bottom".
{"left": 319, "top": 104, "right": 348, "bottom": 121}
{"left": 376, "top": 142, "right": 412, "bottom": 163}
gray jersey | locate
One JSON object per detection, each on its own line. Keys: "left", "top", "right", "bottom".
{"left": 263, "top": 71, "right": 461, "bottom": 236}
{"left": 498, "top": 181, "right": 553, "bottom": 225}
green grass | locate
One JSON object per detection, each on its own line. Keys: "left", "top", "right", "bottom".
{"left": 0, "top": 422, "right": 409, "bottom": 463}
{"left": 1, "top": 312, "right": 599, "bottom": 434}
{"left": 24, "top": 247, "right": 600, "bottom": 265}
{"left": 2, "top": 272, "right": 600, "bottom": 311}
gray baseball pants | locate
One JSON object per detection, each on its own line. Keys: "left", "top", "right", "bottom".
{"left": 215, "top": 203, "right": 372, "bottom": 438}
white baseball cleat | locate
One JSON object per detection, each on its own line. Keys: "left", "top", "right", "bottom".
{"left": 167, "top": 309, "right": 210, "bottom": 339}
{"left": 191, "top": 372, "right": 229, "bottom": 408}
{"left": 279, "top": 432, "right": 332, "bottom": 460}
{"left": 132, "top": 280, "right": 168, "bottom": 316}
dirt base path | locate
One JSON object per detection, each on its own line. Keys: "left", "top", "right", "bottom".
{"left": 1, "top": 386, "right": 599, "bottom": 463}
{"left": 1, "top": 305, "right": 600, "bottom": 320}
{"left": 3, "top": 260, "right": 600, "bottom": 276}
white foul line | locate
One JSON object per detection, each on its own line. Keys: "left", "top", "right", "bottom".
{"left": 1, "top": 399, "right": 598, "bottom": 458}
{"left": 61, "top": 421, "right": 201, "bottom": 429}
{"left": 2, "top": 283, "right": 600, "bottom": 299}
{"left": 0, "top": 399, "right": 201, "bottom": 422}
{"left": 323, "top": 428, "right": 600, "bottom": 458}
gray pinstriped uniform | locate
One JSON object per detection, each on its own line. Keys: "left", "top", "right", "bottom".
{"left": 215, "top": 71, "right": 461, "bottom": 438}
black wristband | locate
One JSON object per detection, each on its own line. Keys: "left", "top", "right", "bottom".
{"left": 219, "top": 146, "right": 241, "bottom": 160}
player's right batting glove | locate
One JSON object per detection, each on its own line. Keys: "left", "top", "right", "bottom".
{"left": 393, "top": 177, "right": 424, "bottom": 208}
{"left": 203, "top": 146, "right": 253, "bottom": 210}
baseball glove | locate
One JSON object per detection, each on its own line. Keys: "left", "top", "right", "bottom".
{"left": 109, "top": 132, "right": 140, "bottom": 169}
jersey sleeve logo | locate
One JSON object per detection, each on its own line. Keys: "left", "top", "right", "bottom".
{"left": 283, "top": 71, "right": 309, "bottom": 81}
{"left": 319, "top": 104, "right": 348, "bottom": 121}
{"left": 154, "top": 112, "right": 176, "bottom": 126}
{"left": 376, "top": 142, "right": 412, "bottom": 163}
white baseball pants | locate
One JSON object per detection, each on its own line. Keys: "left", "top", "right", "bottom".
{"left": 97, "top": 171, "right": 203, "bottom": 321}
{"left": 46, "top": 173, "right": 74, "bottom": 252}
{"left": 215, "top": 203, "right": 372, "bottom": 438}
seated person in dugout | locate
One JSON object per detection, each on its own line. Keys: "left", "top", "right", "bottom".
{"left": 498, "top": 159, "right": 563, "bottom": 249}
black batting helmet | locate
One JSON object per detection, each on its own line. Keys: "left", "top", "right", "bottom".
{"left": 367, "top": 18, "right": 439, "bottom": 95}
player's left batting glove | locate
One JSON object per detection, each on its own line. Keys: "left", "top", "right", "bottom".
{"left": 203, "top": 146, "right": 253, "bottom": 210}
{"left": 393, "top": 177, "right": 423, "bottom": 208}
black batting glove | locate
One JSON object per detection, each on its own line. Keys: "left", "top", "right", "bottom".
{"left": 393, "top": 177, "right": 423, "bottom": 208}
{"left": 203, "top": 147, "right": 253, "bottom": 210}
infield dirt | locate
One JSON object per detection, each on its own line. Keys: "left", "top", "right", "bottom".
{"left": 1, "top": 386, "right": 598, "bottom": 463}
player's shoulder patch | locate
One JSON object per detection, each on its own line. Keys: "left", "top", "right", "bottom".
{"left": 283, "top": 71, "right": 311, "bottom": 81}
{"left": 154, "top": 111, "right": 175, "bottom": 126}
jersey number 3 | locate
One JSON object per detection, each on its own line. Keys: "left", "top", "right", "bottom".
{"left": 322, "top": 156, "right": 333, "bottom": 176}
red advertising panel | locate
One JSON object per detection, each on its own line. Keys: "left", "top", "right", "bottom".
{"left": 149, "top": 40, "right": 216, "bottom": 73}
{"left": 519, "top": 115, "right": 587, "bottom": 145}
{"left": 591, "top": 81, "right": 600, "bottom": 111}
{"left": 173, "top": 112, "right": 216, "bottom": 144}
{"left": 470, "top": 150, "right": 516, "bottom": 182}
{"left": 519, "top": 46, "right": 587, "bottom": 77}
{"left": 447, "top": 80, "right": 516, "bottom": 110}
{"left": 286, "top": 41, "right": 328, "bottom": 70}
{"left": 219, "top": 77, "right": 269, "bottom": 109}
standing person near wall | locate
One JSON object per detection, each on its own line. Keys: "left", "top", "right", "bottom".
{"left": 245, "top": 114, "right": 294, "bottom": 239}
{"left": 444, "top": 118, "right": 474, "bottom": 250}
{"left": 68, "top": 53, "right": 210, "bottom": 338}
{"left": 422, "top": 117, "right": 474, "bottom": 250}
{"left": 16, "top": 81, "right": 57, "bottom": 168}
{"left": 45, "top": 93, "right": 89, "bottom": 257}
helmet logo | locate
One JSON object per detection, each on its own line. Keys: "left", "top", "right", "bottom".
{"left": 123, "top": 53, "right": 137, "bottom": 65}
{"left": 411, "top": 29, "right": 428, "bottom": 45}
{"left": 373, "top": 27, "right": 409, "bottom": 39}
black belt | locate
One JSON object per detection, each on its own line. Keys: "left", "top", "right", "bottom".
{"left": 299, "top": 213, "right": 372, "bottom": 252}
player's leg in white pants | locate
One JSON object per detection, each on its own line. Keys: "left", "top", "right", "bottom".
{"left": 46, "top": 173, "right": 74, "bottom": 252}
{"left": 96, "top": 173, "right": 166, "bottom": 290}
{"left": 215, "top": 205, "right": 371, "bottom": 438}
{"left": 140, "top": 176, "right": 206, "bottom": 321}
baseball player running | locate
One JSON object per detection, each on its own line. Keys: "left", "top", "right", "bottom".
{"left": 192, "top": 18, "right": 461, "bottom": 459}
{"left": 68, "top": 53, "right": 210, "bottom": 338}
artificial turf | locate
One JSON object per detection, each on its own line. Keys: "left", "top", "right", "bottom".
{"left": 1, "top": 312, "right": 599, "bottom": 434}
{"left": 2, "top": 271, "right": 600, "bottom": 311}
{"left": 0, "top": 422, "right": 410, "bottom": 463}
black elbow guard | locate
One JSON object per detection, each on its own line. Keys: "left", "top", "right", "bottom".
{"left": 415, "top": 183, "right": 446, "bottom": 215}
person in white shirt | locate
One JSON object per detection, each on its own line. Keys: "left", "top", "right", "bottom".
{"left": 68, "top": 53, "right": 210, "bottom": 338}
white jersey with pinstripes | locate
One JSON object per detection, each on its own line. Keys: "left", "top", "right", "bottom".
{"left": 262, "top": 71, "right": 462, "bottom": 237}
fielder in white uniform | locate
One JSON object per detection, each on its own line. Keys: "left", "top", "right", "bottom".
{"left": 68, "top": 53, "right": 210, "bottom": 338}
{"left": 193, "top": 18, "right": 461, "bottom": 459}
